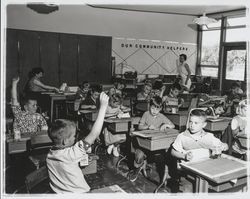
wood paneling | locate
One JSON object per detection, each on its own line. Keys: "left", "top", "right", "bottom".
{"left": 5, "top": 29, "right": 112, "bottom": 96}
{"left": 59, "top": 34, "right": 78, "bottom": 86}
{"left": 6, "top": 29, "right": 19, "bottom": 100}
{"left": 39, "top": 32, "right": 60, "bottom": 87}
{"left": 18, "top": 30, "right": 40, "bottom": 93}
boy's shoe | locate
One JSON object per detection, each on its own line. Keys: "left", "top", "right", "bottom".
{"left": 127, "top": 166, "right": 143, "bottom": 182}
{"left": 232, "top": 142, "right": 246, "bottom": 155}
{"left": 113, "top": 146, "right": 120, "bottom": 157}
{"left": 107, "top": 144, "right": 114, "bottom": 155}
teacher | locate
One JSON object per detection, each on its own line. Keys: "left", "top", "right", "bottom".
{"left": 25, "top": 67, "right": 59, "bottom": 93}
{"left": 176, "top": 54, "right": 191, "bottom": 91}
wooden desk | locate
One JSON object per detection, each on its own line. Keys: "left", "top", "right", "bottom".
{"left": 131, "top": 129, "right": 179, "bottom": 151}
{"left": 163, "top": 111, "right": 188, "bottom": 131}
{"left": 6, "top": 131, "right": 50, "bottom": 154}
{"left": 79, "top": 109, "right": 99, "bottom": 122}
{"left": 42, "top": 92, "right": 75, "bottom": 122}
{"left": 131, "top": 129, "right": 179, "bottom": 192}
{"left": 180, "top": 154, "right": 248, "bottom": 193}
{"left": 105, "top": 117, "right": 132, "bottom": 133}
{"left": 205, "top": 117, "right": 232, "bottom": 132}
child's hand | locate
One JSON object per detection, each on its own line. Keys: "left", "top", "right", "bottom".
{"left": 185, "top": 151, "right": 193, "bottom": 161}
{"left": 54, "top": 87, "right": 60, "bottom": 93}
{"left": 99, "top": 92, "right": 109, "bottom": 108}
{"left": 148, "top": 125, "right": 157, "bottom": 130}
{"left": 12, "top": 76, "right": 20, "bottom": 84}
{"left": 90, "top": 105, "right": 97, "bottom": 109}
{"left": 160, "top": 124, "right": 170, "bottom": 131}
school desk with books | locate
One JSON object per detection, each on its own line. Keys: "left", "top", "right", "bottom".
{"left": 6, "top": 131, "right": 51, "bottom": 154}
{"left": 131, "top": 128, "right": 179, "bottom": 192}
{"left": 180, "top": 153, "right": 247, "bottom": 193}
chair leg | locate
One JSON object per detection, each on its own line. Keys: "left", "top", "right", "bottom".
{"left": 116, "top": 154, "right": 127, "bottom": 169}
{"left": 154, "top": 165, "right": 169, "bottom": 193}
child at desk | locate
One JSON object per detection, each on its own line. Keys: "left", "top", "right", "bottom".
{"left": 231, "top": 99, "right": 248, "bottom": 154}
{"left": 137, "top": 82, "right": 152, "bottom": 101}
{"left": 46, "top": 92, "right": 109, "bottom": 193}
{"left": 104, "top": 93, "right": 131, "bottom": 157}
{"left": 169, "top": 109, "right": 228, "bottom": 189}
{"left": 224, "top": 82, "right": 245, "bottom": 116}
{"left": 162, "top": 83, "right": 183, "bottom": 113}
{"left": 79, "top": 84, "right": 102, "bottom": 110}
{"left": 11, "top": 77, "right": 48, "bottom": 134}
{"left": 128, "top": 96, "right": 174, "bottom": 182}
{"left": 74, "top": 81, "right": 90, "bottom": 111}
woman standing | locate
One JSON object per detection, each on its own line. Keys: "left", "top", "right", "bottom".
{"left": 176, "top": 54, "right": 191, "bottom": 91}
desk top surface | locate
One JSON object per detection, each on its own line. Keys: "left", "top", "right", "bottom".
{"left": 105, "top": 117, "right": 132, "bottom": 123}
{"left": 164, "top": 110, "right": 188, "bottom": 116}
{"left": 131, "top": 129, "right": 179, "bottom": 140}
{"left": 180, "top": 154, "right": 247, "bottom": 183}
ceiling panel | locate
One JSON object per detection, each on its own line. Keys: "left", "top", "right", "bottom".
{"left": 89, "top": 4, "right": 245, "bottom": 16}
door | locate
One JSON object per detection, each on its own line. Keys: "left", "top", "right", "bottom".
{"left": 221, "top": 43, "right": 246, "bottom": 93}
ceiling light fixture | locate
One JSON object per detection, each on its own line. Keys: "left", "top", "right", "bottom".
{"left": 193, "top": 13, "right": 217, "bottom": 26}
{"left": 27, "top": 3, "right": 59, "bottom": 14}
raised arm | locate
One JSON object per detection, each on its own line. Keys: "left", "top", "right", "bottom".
{"left": 84, "top": 92, "right": 109, "bottom": 144}
{"left": 33, "top": 79, "right": 59, "bottom": 92}
{"left": 11, "top": 77, "right": 20, "bottom": 106}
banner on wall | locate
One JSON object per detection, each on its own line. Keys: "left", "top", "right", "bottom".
{"left": 112, "top": 38, "right": 197, "bottom": 75}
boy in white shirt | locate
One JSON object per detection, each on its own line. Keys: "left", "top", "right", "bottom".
{"left": 46, "top": 92, "right": 109, "bottom": 193}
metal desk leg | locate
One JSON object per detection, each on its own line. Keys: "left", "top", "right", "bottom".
{"left": 195, "top": 177, "right": 209, "bottom": 193}
{"left": 154, "top": 165, "right": 169, "bottom": 193}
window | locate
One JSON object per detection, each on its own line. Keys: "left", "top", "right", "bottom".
{"left": 199, "top": 12, "right": 246, "bottom": 79}
{"left": 201, "top": 30, "right": 221, "bottom": 65}
{"left": 225, "top": 50, "right": 246, "bottom": 81}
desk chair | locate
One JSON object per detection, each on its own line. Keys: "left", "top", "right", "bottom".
{"left": 25, "top": 165, "right": 51, "bottom": 193}
{"left": 28, "top": 133, "right": 52, "bottom": 170}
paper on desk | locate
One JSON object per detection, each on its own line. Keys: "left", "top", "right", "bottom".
{"left": 118, "top": 112, "right": 130, "bottom": 118}
{"left": 188, "top": 148, "right": 210, "bottom": 162}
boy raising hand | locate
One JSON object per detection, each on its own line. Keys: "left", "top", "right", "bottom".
{"left": 46, "top": 92, "right": 109, "bottom": 193}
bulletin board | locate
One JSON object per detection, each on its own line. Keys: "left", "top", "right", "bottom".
{"left": 112, "top": 38, "right": 197, "bottom": 75}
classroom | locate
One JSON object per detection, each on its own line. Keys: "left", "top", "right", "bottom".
{"left": 1, "top": 0, "right": 249, "bottom": 195}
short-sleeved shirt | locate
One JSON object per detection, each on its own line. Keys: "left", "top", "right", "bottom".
{"left": 46, "top": 140, "right": 90, "bottom": 193}
{"left": 12, "top": 105, "right": 48, "bottom": 133}
{"left": 80, "top": 95, "right": 100, "bottom": 109}
{"left": 172, "top": 129, "right": 223, "bottom": 154}
{"left": 27, "top": 76, "right": 45, "bottom": 92}
{"left": 139, "top": 111, "right": 173, "bottom": 129}
{"left": 231, "top": 115, "right": 247, "bottom": 136}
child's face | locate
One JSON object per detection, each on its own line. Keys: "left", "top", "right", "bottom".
{"left": 153, "top": 89, "right": 161, "bottom": 96}
{"left": 117, "top": 83, "right": 124, "bottom": 90}
{"left": 214, "top": 106, "right": 224, "bottom": 115}
{"left": 189, "top": 115, "right": 207, "bottom": 134}
{"left": 24, "top": 100, "right": 38, "bottom": 114}
{"left": 92, "top": 91, "right": 100, "bottom": 100}
{"left": 170, "top": 88, "right": 180, "bottom": 98}
{"left": 83, "top": 83, "right": 90, "bottom": 89}
{"left": 239, "top": 105, "right": 247, "bottom": 117}
{"left": 110, "top": 100, "right": 120, "bottom": 108}
{"left": 149, "top": 105, "right": 161, "bottom": 116}
{"left": 144, "top": 85, "right": 151, "bottom": 94}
